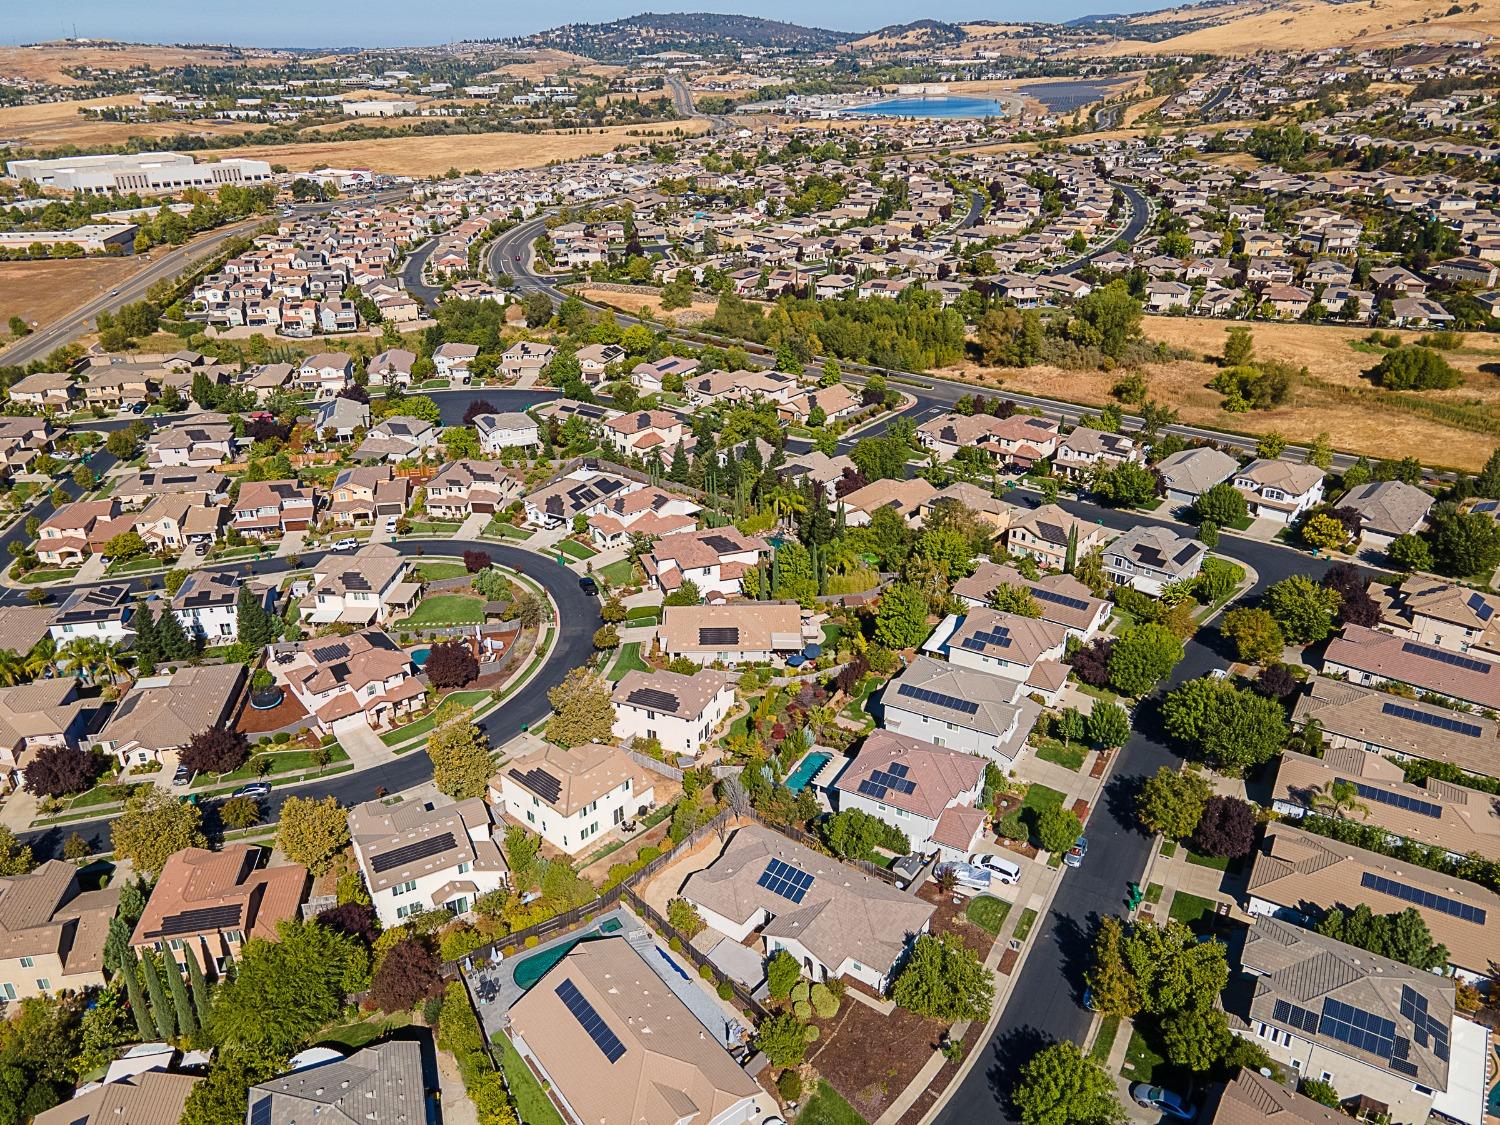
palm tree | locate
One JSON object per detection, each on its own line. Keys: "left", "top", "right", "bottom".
{"left": 0, "top": 650, "right": 26, "bottom": 687}
{"left": 94, "top": 640, "right": 128, "bottom": 686}
{"left": 765, "top": 484, "right": 807, "bottom": 524}
{"left": 24, "top": 636, "right": 58, "bottom": 681}
{"left": 1311, "top": 779, "right": 1368, "bottom": 821}
{"left": 60, "top": 637, "right": 107, "bottom": 685}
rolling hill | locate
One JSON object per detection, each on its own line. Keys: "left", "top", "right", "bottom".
{"left": 511, "top": 13, "right": 855, "bottom": 58}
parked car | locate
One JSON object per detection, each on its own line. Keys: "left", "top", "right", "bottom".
{"left": 193, "top": 541, "right": 209, "bottom": 556}
{"left": 964, "top": 853, "right": 1022, "bottom": 885}
{"left": 578, "top": 575, "right": 598, "bottom": 596}
{"left": 384, "top": 516, "right": 398, "bottom": 533}
{"left": 1064, "top": 836, "right": 1088, "bottom": 869}
{"left": 330, "top": 538, "right": 357, "bottom": 551}
{"left": 1130, "top": 1085, "right": 1195, "bottom": 1121}
{"left": 172, "top": 766, "right": 192, "bottom": 787}
{"left": 234, "top": 782, "right": 271, "bottom": 800}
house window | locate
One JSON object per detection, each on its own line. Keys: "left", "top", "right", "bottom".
{"left": 395, "top": 903, "right": 421, "bottom": 919}
{"left": 225, "top": 930, "right": 243, "bottom": 944}
{"left": 457, "top": 862, "right": 471, "bottom": 874}
{"left": 34, "top": 980, "right": 49, "bottom": 992}
{"left": 0, "top": 984, "right": 13, "bottom": 1001}
{"left": 18, "top": 958, "right": 32, "bottom": 969}
{"left": 392, "top": 880, "right": 417, "bottom": 896}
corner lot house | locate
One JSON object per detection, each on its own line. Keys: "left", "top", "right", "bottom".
{"left": 882, "top": 655, "right": 1041, "bottom": 770}
{"left": 131, "top": 844, "right": 307, "bottom": 977}
{"left": 611, "top": 667, "right": 734, "bottom": 758}
{"left": 1101, "top": 525, "right": 1206, "bottom": 595}
{"left": 681, "top": 824, "right": 934, "bottom": 991}
{"left": 349, "top": 795, "right": 508, "bottom": 927}
{"left": 307, "top": 543, "right": 419, "bottom": 626}
{"left": 507, "top": 940, "right": 764, "bottom": 1125}
{"left": 1232, "top": 459, "right": 1326, "bottom": 524}
{"left": 832, "top": 729, "right": 987, "bottom": 862}
{"left": 660, "top": 603, "right": 804, "bottom": 666}
{"left": 523, "top": 468, "right": 642, "bottom": 529}
{"left": 267, "top": 630, "right": 425, "bottom": 733}
{"left": 0, "top": 860, "right": 118, "bottom": 1000}
{"left": 491, "top": 742, "right": 655, "bottom": 855}
{"left": 1199, "top": 1069, "right": 1369, "bottom": 1125}
{"left": 92, "top": 664, "right": 244, "bottom": 769}
{"left": 232, "top": 480, "right": 315, "bottom": 539}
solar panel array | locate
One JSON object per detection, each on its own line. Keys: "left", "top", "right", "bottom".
{"left": 1399, "top": 640, "right": 1492, "bottom": 675}
{"left": 509, "top": 767, "right": 562, "bottom": 804}
{"left": 757, "top": 857, "right": 815, "bottom": 904}
{"left": 148, "top": 903, "right": 243, "bottom": 938}
{"left": 1337, "top": 777, "right": 1444, "bottom": 820}
{"left": 1273, "top": 999, "right": 1321, "bottom": 1036}
{"left": 858, "top": 761, "right": 917, "bottom": 801}
{"left": 960, "top": 625, "right": 1013, "bottom": 654}
{"left": 1361, "top": 872, "right": 1487, "bottom": 924}
{"left": 698, "top": 626, "right": 740, "bottom": 646}
{"left": 1320, "top": 997, "right": 1397, "bottom": 1058}
{"left": 703, "top": 535, "right": 739, "bottom": 553}
{"left": 1380, "top": 701, "right": 1484, "bottom": 739}
{"left": 555, "top": 978, "right": 626, "bottom": 1063}
{"left": 1400, "top": 985, "right": 1451, "bottom": 1062}
{"left": 1468, "top": 591, "right": 1495, "bottom": 623}
{"left": 1030, "top": 586, "right": 1090, "bottom": 612}
{"left": 370, "top": 832, "right": 456, "bottom": 874}
{"left": 896, "top": 682, "right": 980, "bottom": 716}
{"left": 625, "top": 687, "right": 679, "bottom": 713}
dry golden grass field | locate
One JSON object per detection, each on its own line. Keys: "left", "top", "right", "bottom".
{"left": 0, "top": 44, "right": 286, "bottom": 86}
{"left": 576, "top": 286, "right": 722, "bottom": 325}
{"left": 0, "top": 258, "right": 143, "bottom": 334}
{"left": 937, "top": 317, "right": 1500, "bottom": 471}
{"left": 0, "top": 96, "right": 261, "bottom": 147}
{"left": 222, "top": 121, "right": 711, "bottom": 175}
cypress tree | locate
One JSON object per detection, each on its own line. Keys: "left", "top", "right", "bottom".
{"left": 156, "top": 609, "right": 194, "bottom": 661}
{"left": 133, "top": 599, "right": 159, "bottom": 671}
{"left": 140, "top": 951, "right": 177, "bottom": 1040}
{"left": 184, "top": 946, "right": 212, "bottom": 1028}
{"left": 119, "top": 948, "right": 156, "bottom": 1040}
{"left": 1065, "top": 524, "right": 1079, "bottom": 573}
{"left": 164, "top": 952, "right": 197, "bottom": 1038}
{"left": 221, "top": 946, "right": 236, "bottom": 983}
{"left": 236, "top": 585, "right": 275, "bottom": 649}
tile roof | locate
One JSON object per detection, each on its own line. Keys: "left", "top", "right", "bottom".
{"left": 131, "top": 844, "right": 307, "bottom": 946}
{"left": 611, "top": 667, "right": 731, "bottom": 722}
{"left": 497, "top": 742, "right": 651, "bottom": 817}
{"left": 832, "top": 729, "right": 985, "bottom": 822}
{"left": 1322, "top": 624, "right": 1500, "bottom": 711}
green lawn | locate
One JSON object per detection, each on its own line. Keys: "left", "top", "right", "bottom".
{"left": 1159, "top": 840, "right": 1178, "bottom": 858}
{"left": 1186, "top": 850, "right": 1230, "bottom": 870}
{"left": 317, "top": 1013, "right": 410, "bottom": 1050}
{"left": 841, "top": 675, "right": 880, "bottom": 727}
{"left": 19, "top": 567, "right": 80, "bottom": 584}
{"left": 797, "top": 1080, "right": 867, "bottom": 1125}
{"left": 106, "top": 556, "right": 166, "bottom": 576}
{"left": 626, "top": 604, "right": 660, "bottom": 620}
{"left": 965, "top": 895, "right": 1012, "bottom": 935}
{"left": 606, "top": 641, "right": 649, "bottom": 682}
{"left": 1089, "top": 1014, "right": 1121, "bottom": 1065}
{"left": 1021, "top": 784, "right": 1065, "bottom": 816}
{"left": 495, "top": 1033, "right": 567, "bottom": 1125}
{"left": 1012, "top": 907, "right": 1039, "bottom": 942}
{"left": 379, "top": 690, "right": 492, "bottom": 745}
{"left": 557, "top": 539, "right": 598, "bottom": 561}
{"left": 484, "top": 519, "right": 532, "bottom": 541}
{"left": 188, "top": 746, "right": 351, "bottom": 790}
{"left": 1168, "top": 891, "right": 1217, "bottom": 930}
{"left": 412, "top": 560, "right": 468, "bottom": 581}
{"left": 404, "top": 520, "right": 462, "bottom": 536}
{"left": 1032, "top": 736, "right": 1087, "bottom": 771}
{"left": 403, "top": 594, "right": 485, "bottom": 626}
{"left": 597, "top": 557, "right": 635, "bottom": 587}
{"left": 820, "top": 623, "right": 842, "bottom": 649}
{"left": 1144, "top": 882, "right": 1164, "bottom": 905}
{"left": 1121, "top": 1027, "right": 1166, "bottom": 1083}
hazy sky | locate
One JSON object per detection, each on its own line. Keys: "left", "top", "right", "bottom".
{"left": 6, "top": 0, "right": 1173, "bottom": 48}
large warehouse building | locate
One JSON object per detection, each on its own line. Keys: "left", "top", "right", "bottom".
{"left": 5, "top": 152, "right": 274, "bottom": 196}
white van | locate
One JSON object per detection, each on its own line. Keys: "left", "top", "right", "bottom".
{"left": 967, "top": 853, "right": 1022, "bottom": 885}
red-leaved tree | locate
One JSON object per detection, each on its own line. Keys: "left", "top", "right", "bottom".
{"left": 178, "top": 728, "right": 251, "bottom": 775}
{"left": 369, "top": 937, "right": 444, "bottom": 1013}
{"left": 424, "top": 641, "right": 479, "bottom": 690}
{"left": 24, "top": 744, "right": 105, "bottom": 798}
{"left": 1192, "top": 795, "right": 1257, "bottom": 859}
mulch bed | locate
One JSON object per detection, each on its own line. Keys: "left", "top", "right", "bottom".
{"left": 1090, "top": 750, "right": 1112, "bottom": 779}
{"left": 806, "top": 994, "right": 944, "bottom": 1123}
{"left": 918, "top": 883, "right": 994, "bottom": 960}
{"left": 891, "top": 1019, "right": 987, "bottom": 1125}
{"left": 235, "top": 690, "right": 310, "bottom": 735}
{"left": 998, "top": 947, "right": 1020, "bottom": 975}
{"left": 1070, "top": 799, "right": 1091, "bottom": 820}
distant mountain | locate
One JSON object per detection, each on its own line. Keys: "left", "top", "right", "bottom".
{"left": 850, "top": 19, "right": 968, "bottom": 50}
{"left": 514, "top": 12, "right": 855, "bottom": 58}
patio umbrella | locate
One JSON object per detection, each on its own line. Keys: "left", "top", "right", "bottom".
{"left": 802, "top": 643, "right": 822, "bottom": 659}
{"left": 787, "top": 654, "right": 805, "bottom": 668}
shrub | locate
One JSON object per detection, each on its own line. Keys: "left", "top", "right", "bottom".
{"left": 717, "top": 980, "right": 734, "bottom": 1001}
{"left": 793, "top": 999, "right": 812, "bottom": 1021}
{"left": 996, "top": 809, "right": 1028, "bottom": 841}
{"left": 810, "top": 982, "right": 839, "bottom": 1018}
{"left": 1370, "top": 345, "right": 1460, "bottom": 390}
{"left": 179, "top": 727, "right": 250, "bottom": 775}
{"left": 425, "top": 640, "right": 479, "bottom": 689}
{"left": 777, "top": 1070, "right": 803, "bottom": 1102}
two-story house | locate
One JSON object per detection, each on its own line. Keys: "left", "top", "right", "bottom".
{"left": 172, "top": 570, "right": 275, "bottom": 646}
{"left": 1233, "top": 459, "right": 1326, "bottom": 524}
{"left": 1101, "top": 524, "right": 1207, "bottom": 596}
{"left": 307, "top": 543, "right": 418, "bottom": 626}
{"left": 643, "top": 527, "right": 770, "bottom": 600}
{"left": 0, "top": 861, "right": 119, "bottom": 1000}
{"left": 423, "top": 460, "right": 518, "bottom": 520}
{"left": 473, "top": 412, "right": 540, "bottom": 452}
{"left": 327, "top": 465, "right": 410, "bottom": 525}
{"left": 267, "top": 629, "right": 425, "bottom": 733}
{"left": 232, "top": 479, "right": 315, "bottom": 539}
{"left": 491, "top": 742, "right": 654, "bottom": 855}
{"left": 1005, "top": 504, "right": 1115, "bottom": 571}
{"left": 610, "top": 668, "right": 734, "bottom": 759}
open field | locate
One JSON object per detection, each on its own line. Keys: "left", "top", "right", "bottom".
{"left": 939, "top": 316, "right": 1500, "bottom": 471}
{"left": 0, "top": 257, "right": 143, "bottom": 335}
{"left": 218, "top": 120, "right": 711, "bottom": 175}
{"left": 576, "top": 286, "right": 721, "bottom": 324}
{"left": 0, "top": 44, "right": 289, "bottom": 86}
{"left": 0, "top": 95, "right": 260, "bottom": 147}
{"left": 481, "top": 49, "right": 622, "bottom": 82}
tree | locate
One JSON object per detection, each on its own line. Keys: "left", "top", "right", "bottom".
{"left": 1106, "top": 623, "right": 1184, "bottom": 697}
{"left": 1194, "top": 482, "right": 1247, "bottom": 527}
{"left": 275, "top": 795, "right": 350, "bottom": 874}
{"left": 667, "top": 897, "right": 706, "bottom": 938}
{"left": 179, "top": 727, "right": 250, "bottom": 775}
{"left": 1086, "top": 702, "right": 1130, "bottom": 749}
{"left": 317, "top": 901, "right": 379, "bottom": 946}
{"left": 1160, "top": 678, "right": 1288, "bottom": 775}
{"left": 118, "top": 949, "right": 155, "bottom": 1040}
{"left": 1264, "top": 574, "right": 1341, "bottom": 644}
{"left": 663, "top": 578, "right": 702, "bottom": 607}
{"left": 163, "top": 951, "right": 198, "bottom": 1038}
{"left": 521, "top": 291, "right": 553, "bottom": 328}
{"left": 1162, "top": 1006, "right": 1232, "bottom": 1071}
{"left": 1191, "top": 795, "right": 1257, "bottom": 859}
{"left": 220, "top": 794, "right": 262, "bottom": 829}
{"left": 1310, "top": 778, "right": 1369, "bottom": 820}
{"left": 1089, "top": 461, "right": 1159, "bottom": 508}
{"left": 427, "top": 711, "right": 492, "bottom": 800}
{"left": 1036, "top": 805, "right": 1083, "bottom": 855}
{"left": 110, "top": 788, "right": 207, "bottom": 878}
{"left": 1221, "top": 606, "right": 1285, "bottom": 664}
{"left": 754, "top": 1012, "right": 811, "bottom": 1068}
{"left": 874, "top": 582, "right": 930, "bottom": 650}
{"left": 1222, "top": 325, "right": 1254, "bottom": 367}
{"left": 179, "top": 1050, "right": 283, "bottom": 1125}
{"left": 1012, "top": 1042, "right": 1126, "bottom": 1125}
{"left": 1085, "top": 916, "right": 1141, "bottom": 1017}
{"left": 989, "top": 584, "right": 1042, "bottom": 617}
{"left": 140, "top": 953, "right": 176, "bottom": 1040}
{"left": 1300, "top": 1079, "right": 1340, "bottom": 1108}
{"left": 1388, "top": 532, "right": 1433, "bottom": 572}
{"left": 155, "top": 609, "right": 194, "bottom": 661}
{"left": 1317, "top": 905, "right": 1448, "bottom": 971}
{"left": 1068, "top": 281, "right": 1142, "bottom": 360}
{"left": 103, "top": 530, "right": 147, "bottom": 562}
{"left": 820, "top": 808, "right": 909, "bottom": 862}
{"left": 425, "top": 640, "right": 479, "bottom": 689}
{"left": 546, "top": 666, "right": 615, "bottom": 747}
{"left": 1137, "top": 766, "right": 1212, "bottom": 840}
{"left": 236, "top": 586, "right": 278, "bottom": 649}
{"left": 369, "top": 937, "right": 444, "bottom": 1013}
{"left": 890, "top": 932, "right": 994, "bottom": 1022}
{"left": 1370, "top": 345, "right": 1460, "bottom": 390}
{"left": 22, "top": 744, "right": 103, "bottom": 798}
{"left": 0, "top": 828, "right": 33, "bottom": 876}
{"left": 183, "top": 946, "right": 213, "bottom": 1033}
{"left": 1425, "top": 502, "right": 1500, "bottom": 577}
{"left": 1120, "top": 919, "right": 1228, "bottom": 1017}
{"left": 766, "top": 949, "right": 801, "bottom": 1001}
{"left": 1301, "top": 512, "right": 1349, "bottom": 553}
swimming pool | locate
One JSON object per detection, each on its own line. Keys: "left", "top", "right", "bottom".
{"left": 510, "top": 917, "right": 624, "bottom": 990}
{"left": 786, "top": 751, "right": 832, "bottom": 793}
{"left": 410, "top": 647, "right": 430, "bottom": 668}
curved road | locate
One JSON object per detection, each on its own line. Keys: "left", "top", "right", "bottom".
{"left": 17, "top": 536, "right": 601, "bottom": 857}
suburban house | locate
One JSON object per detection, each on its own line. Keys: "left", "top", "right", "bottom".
{"left": 1370, "top": 575, "right": 1499, "bottom": 658}
{"left": 232, "top": 479, "right": 316, "bottom": 539}
{"left": 1338, "top": 480, "right": 1433, "bottom": 553}
{"left": 7, "top": 372, "right": 76, "bottom": 411}
{"left": 1005, "top": 504, "right": 1114, "bottom": 571}
{"left": 111, "top": 468, "right": 229, "bottom": 511}
{"left": 131, "top": 844, "right": 307, "bottom": 977}
{"left": 1199, "top": 1068, "right": 1367, "bottom": 1125}
{"left": 0, "top": 680, "right": 90, "bottom": 793}
{"left": 923, "top": 607, "right": 1069, "bottom": 704}
{"left": 523, "top": 468, "right": 643, "bottom": 529}
{"left": 1232, "top": 459, "right": 1326, "bottom": 524}
{"left": 601, "top": 409, "right": 690, "bottom": 461}
{"left": 312, "top": 396, "right": 371, "bottom": 442}
{"left": 882, "top": 655, "right": 1041, "bottom": 770}
{"left": 500, "top": 341, "right": 556, "bottom": 381}
{"left": 92, "top": 664, "right": 245, "bottom": 769}
{"left": 0, "top": 860, "right": 119, "bottom": 1001}
{"left": 172, "top": 570, "right": 275, "bottom": 646}
{"left": 916, "top": 413, "right": 1059, "bottom": 467}
{"left": 146, "top": 415, "right": 236, "bottom": 469}
{"left": 355, "top": 416, "right": 439, "bottom": 462}
{"left": 918, "top": 483, "right": 1015, "bottom": 538}
{"left": 681, "top": 824, "right": 935, "bottom": 991}
{"left": 36, "top": 500, "right": 124, "bottom": 565}
{"left": 839, "top": 477, "right": 938, "bottom": 527}
{"left": 1290, "top": 675, "right": 1500, "bottom": 782}
{"left": 1321, "top": 624, "right": 1500, "bottom": 713}
{"left": 610, "top": 667, "right": 734, "bottom": 759}
{"left": 574, "top": 342, "right": 626, "bottom": 381}
{"left": 1225, "top": 917, "right": 1487, "bottom": 1125}
{"left": 33, "top": 1072, "right": 199, "bottom": 1125}
{"left": 953, "top": 561, "right": 1112, "bottom": 639}
{"left": 473, "top": 411, "right": 540, "bottom": 452}
{"left": 506, "top": 940, "right": 764, "bottom": 1125}
{"left": 308, "top": 544, "right": 418, "bottom": 626}
{"left": 296, "top": 352, "right": 354, "bottom": 398}
{"left": 349, "top": 795, "right": 508, "bottom": 927}
{"left": 660, "top": 603, "right": 805, "bottom": 666}
{"left": 1154, "top": 447, "right": 1240, "bottom": 508}
{"left": 1101, "top": 525, "right": 1207, "bottom": 595}
{"left": 490, "top": 742, "right": 655, "bottom": 855}
{"left": 246, "top": 1042, "right": 426, "bottom": 1125}
{"left": 1246, "top": 822, "right": 1497, "bottom": 981}
{"left": 432, "top": 342, "right": 479, "bottom": 381}
{"left": 328, "top": 465, "right": 411, "bottom": 526}
{"left": 831, "top": 729, "right": 987, "bottom": 862}
{"left": 49, "top": 584, "right": 134, "bottom": 643}
{"left": 587, "top": 485, "right": 701, "bottom": 549}
{"left": 644, "top": 527, "right": 770, "bottom": 600}
{"left": 423, "top": 460, "right": 519, "bottom": 520}
{"left": 367, "top": 347, "right": 417, "bottom": 387}
{"left": 1054, "top": 427, "right": 1144, "bottom": 481}
{"left": 267, "top": 630, "right": 426, "bottom": 733}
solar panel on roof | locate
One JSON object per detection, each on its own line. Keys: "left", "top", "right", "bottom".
{"left": 698, "top": 626, "right": 740, "bottom": 646}
{"left": 1272, "top": 998, "right": 1320, "bottom": 1035}
{"left": 886, "top": 763, "right": 909, "bottom": 779}
{"left": 960, "top": 626, "right": 1013, "bottom": 653}
{"left": 370, "top": 831, "right": 457, "bottom": 874}
{"left": 625, "top": 687, "right": 679, "bottom": 713}
{"left": 1390, "top": 1058, "right": 1421, "bottom": 1079}
{"left": 1030, "top": 586, "right": 1091, "bottom": 612}
{"left": 896, "top": 682, "right": 981, "bottom": 716}
{"left": 1400, "top": 985, "right": 1450, "bottom": 1061}
{"left": 312, "top": 641, "right": 351, "bottom": 661}
{"left": 757, "top": 857, "right": 815, "bottom": 904}
{"left": 1320, "top": 997, "right": 1397, "bottom": 1058}
{"left": 147, "top": 903, "right": 243, "bottom": 938}
{"left": 1379, "top": 701, "right": 1484, "bottom": 738}
{"left": 555, "top": 978, "right": 626, "bottom": 1063}
{"left": 1336, "top": 777, "right": 1444, "bottom": 820}
{"left": 702, "top": 535, "right": 739, "bottom": 552}
{"left": 1399, "top": 640, "right": 1492, "bottom": 675}
{"left": 509, "top": 768, "right": 562, "bottom": 804}
{"left": 1361, "top": 871, "right": 1487, "bottom": 924}
{"left": 249, "top": 1098, "right": 272, "bottom": 1125}
{"left": 868, "top": 768, "right": 916, "bottom": 796}
{"left": 1467, "top": 592, "right": 1495, "bottom": 622}
{"left": 857, "top": 778, "right": 888, "bottom": 800}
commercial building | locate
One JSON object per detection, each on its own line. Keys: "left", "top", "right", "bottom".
{"left": 6, "top": 152, "right": 272, "bottom": 196}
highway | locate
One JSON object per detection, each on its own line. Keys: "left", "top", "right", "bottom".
{"left": 17, "top": 536, "right": 601, "bottom": 857}
{"left": 665, "top": 74, "right": 734, "bottom": 133}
